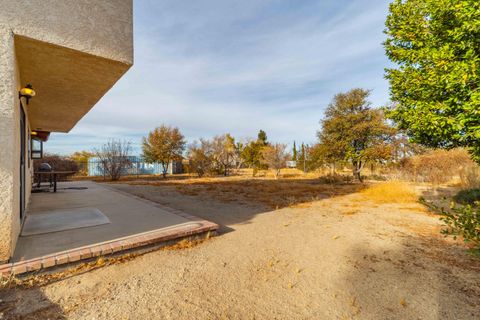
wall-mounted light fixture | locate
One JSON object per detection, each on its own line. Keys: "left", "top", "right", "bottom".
{"left": 19, "top": 84, "right": 36, "bottom": 105}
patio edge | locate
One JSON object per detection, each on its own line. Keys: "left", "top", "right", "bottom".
{"left": 0, "top": 182, "right": 219, "bottom": 278}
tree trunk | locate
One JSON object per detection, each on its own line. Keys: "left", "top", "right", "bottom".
{"left": 275, "top": 169, "right": 280, "bottom": 179}
{"left": 162, "top": 162, "right": 167, "bottom": 179}
{"left": 352, "top": 161, "right": 363, "bottom": 182}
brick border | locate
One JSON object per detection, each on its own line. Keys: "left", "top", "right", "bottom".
{"left": 0, "top": 182, "right": 218, "bottom": 278}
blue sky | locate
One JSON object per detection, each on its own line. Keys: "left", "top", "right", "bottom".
{"left": 47, "top": 0, "right": 393, "bottom": 155}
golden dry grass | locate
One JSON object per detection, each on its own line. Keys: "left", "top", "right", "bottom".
{"left": 126, "top": 174, "right": 363, "bottom": 209}
{"left": 361, "top": 181, "right": 418, "bottom": 204}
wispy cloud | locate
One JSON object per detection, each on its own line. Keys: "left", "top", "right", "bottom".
{"left": 47, "top": 0, "right": 392, "bottom": 155}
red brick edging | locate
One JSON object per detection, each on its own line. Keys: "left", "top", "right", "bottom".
{"left": 0, "top": 183, "right": 218, "bottom": 278}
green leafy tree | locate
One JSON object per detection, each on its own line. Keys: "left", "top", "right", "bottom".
{"left": 142, "top": 125, "right": 186, "bottom": 178}
{"left": 384, "top": 0, "right": 480, "bottom": 163}
{"left": 241, "top": 130, "right": 269, "bottom": 176}
{"left": 241, "top": 140, "right": 263, "bottom": 176}
{"left": 318, "top": 89, "right": 395, "bottom": 182}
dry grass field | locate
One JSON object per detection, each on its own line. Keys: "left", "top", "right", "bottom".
{"left": 125, "top": 174, "right": 362, "bottom": 209}
{"left": 1, "top": 173, "right": 479, "bottom": 319}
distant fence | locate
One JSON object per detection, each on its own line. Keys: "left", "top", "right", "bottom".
{"left": 75, "top": 156, "right": 183, "bottom": 177}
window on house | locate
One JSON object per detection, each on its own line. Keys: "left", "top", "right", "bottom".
{"left": 31, "top": 138, "right": 43, "bottom": 159}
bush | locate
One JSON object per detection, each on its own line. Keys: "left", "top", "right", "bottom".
{"left": 367, "top": 174, "right": 388, "bottom": 181}
{"left": 453, "top": 189, "right": 480, "bottom": 206}
{"left": 402, "top": 148, "right": 473, "bottom": 185}
{"left": 440, "top": 204, "right": 480, "bottom": 252}
{"left": 459, "top": 165, "right": 480, "bottom": 189}
{"left": 34, "top": 154, "right": 78, "bottom": 172}
{"left": 318, "top": 174, "right": 353, "bottom": 184}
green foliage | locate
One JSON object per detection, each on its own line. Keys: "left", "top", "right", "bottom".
{"left": 241, "top": 130, "right": 270, "bottom": 175}
{"left": 292, "top": 141, "right": 298, "bottom": 161}
{"left": 296, "top": 143, "right": 306, "bottom": 171}
{"left": 384, "top": 0, "right": 480, "bottom": 163}
{"left": 439, "top": 203, "right": 480, "bottom": 251}
{"left": 241, "top": 140, "right": 264, "bottom": 175}
{"left": 317, "top": 89, "right": 395, "bottom": 181}
{"left": 453, "top": 188, "right": 480, "bottom": 205}
{"left": 257, "top": 130, "right": 268, "bottom": 146}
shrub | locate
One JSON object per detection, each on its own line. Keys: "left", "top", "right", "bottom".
{"left": 459, "top": 165, "right": 480, "bottom": 189}
{"left": 439, "top": 204, "right": 480, "bottom": 252}
{"left": 187, "top": 139, "right": 215, "bottom": 177}
{"left": 34, "top": 154, "right": 78, "bottom": 172}
{"left": 367, "top": 174, "right": 388, "bottom": 181}
{"left": 453, "top": 189, "right": 480, "bottom": 206}
{"left": 318, "top": 174, "right": 353, "bottom": 184}
{"left": 94, "top": 140, "right": 132, "bottom": 181}
{"left": 402, "top": 148, "right": 473, "bottom": 185}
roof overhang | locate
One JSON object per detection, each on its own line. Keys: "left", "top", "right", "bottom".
{"left": 15, "top": 35, "right": 131, "bottom": 133}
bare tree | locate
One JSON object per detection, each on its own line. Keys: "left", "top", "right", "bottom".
{"left": 142, "top": 125, "right": 186, "bottom": 178}
{"left": 94, "top": 139, "right": 132, "bottom": 181}
{"left": 261, "top": 143, "right": 289, "bottom": 179}
{"left": 187, "top": 139, "right": 214, "bottom": 177}
{"left": 211, "top": 134, "right": 236, "bottom": 176}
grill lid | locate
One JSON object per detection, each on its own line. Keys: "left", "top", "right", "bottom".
{"left": 38, "top": 163, "right": 52, "bottom": 172}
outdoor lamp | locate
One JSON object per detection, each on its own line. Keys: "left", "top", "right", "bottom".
{"left": 19, "top": 84, "right": 36, "bottom": 105}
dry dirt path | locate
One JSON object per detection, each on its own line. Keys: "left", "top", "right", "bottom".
{"left": 1, "top": 182, "right": 479, "bottom": 319}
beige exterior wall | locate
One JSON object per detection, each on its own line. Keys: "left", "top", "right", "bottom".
{"left": 0, "top": 28, "right": 15, "bottom": 261}
{"left": 0, "top": 0, "right": 133, "bottom": 262}
{"left": 0, "top": 28, "right": 20, "bottom": 262}
{"left": 0, "top": 0, "right": 133, "bottom": 64}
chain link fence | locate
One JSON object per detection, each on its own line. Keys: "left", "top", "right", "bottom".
{"left": 75, "top": 158, "right": 183, "bottom": 177}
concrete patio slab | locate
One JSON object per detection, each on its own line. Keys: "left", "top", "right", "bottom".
{"left": 21, "top": 207, "right": 110, "bottom": 236}
{"left": 1, "top": 181, "right": 218, "bottom": 276}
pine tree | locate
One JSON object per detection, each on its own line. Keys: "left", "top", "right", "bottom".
{"left": 257, "top": 130, "right": 268, "bottom": 146}
{"left": 292, "top": 141, "right": 297, "bottom": 161}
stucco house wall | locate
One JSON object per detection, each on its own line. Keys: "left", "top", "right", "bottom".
{"left": 0, "top": 0, "right": 133, "bottom": 262}
{"left": 0, "top": 29, "right": 18, "bottom": 261}
{"left": 0, "top": 0, "right": 133, "bottom": 64}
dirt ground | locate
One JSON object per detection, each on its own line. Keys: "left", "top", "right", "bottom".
{"left": 1, "top": 177, "right": 479, "bottom": 320}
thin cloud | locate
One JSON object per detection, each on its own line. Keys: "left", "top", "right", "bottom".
{"left": 47, "top": 0, "right": 392, "bottom": 155}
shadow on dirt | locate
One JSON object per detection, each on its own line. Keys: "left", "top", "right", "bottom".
{"left": 110, "top": 178, "right": 365, "bottom": 234}
{"left": 339, "top": 231, "right": 480, "bottom": 319}
{"left": 0, "top": 286, "right": 66, "bottom": 320}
